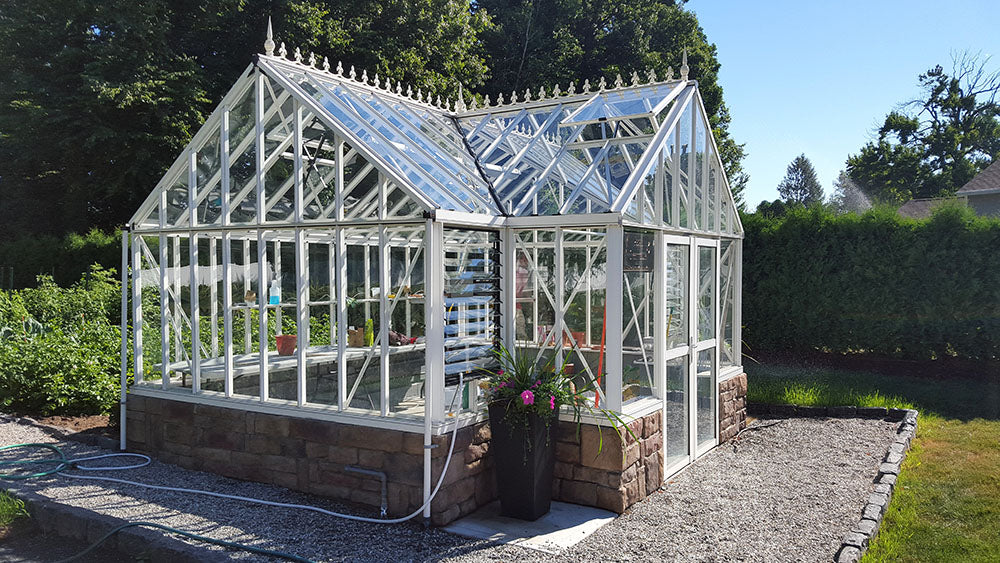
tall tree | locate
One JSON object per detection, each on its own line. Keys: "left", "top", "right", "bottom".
{"left": 777, "top": 154, "right": 823, "bottom": 205}
{"left": 0, "top": 0, "right": 490, "bottom": 239}
{"left": 846, "top": 52, "right": 1000, "bottom": 204}
{"left": 474, "top": 0, "right": 749, "bottom": 205}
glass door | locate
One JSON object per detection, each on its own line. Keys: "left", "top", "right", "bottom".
{"left": 692, "top": 239, "right": 718, "bottom": 456}
{"left": 662, "top": 237, "right": 691, "bottom": 475}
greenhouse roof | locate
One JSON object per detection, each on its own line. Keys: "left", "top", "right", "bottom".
{"left": 131, "top": 29, "right": 742, "bottom": 236}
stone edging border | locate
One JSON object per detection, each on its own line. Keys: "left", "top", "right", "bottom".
{"left": 745, "top": 403, "right": 918, "bottom": 563}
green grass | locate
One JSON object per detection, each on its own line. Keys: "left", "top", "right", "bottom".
{"left": 747, "top": 364, "right": 1000, "bottom": 562}
{"left": 0, "top": 489, "right": 29, "bottom": 528}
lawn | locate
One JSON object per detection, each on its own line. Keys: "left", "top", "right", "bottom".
{"left": 746, "top": 363, "right": 1000, "bottom": 563}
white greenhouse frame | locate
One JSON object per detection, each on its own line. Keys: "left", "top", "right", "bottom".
{"left": 120, "top": 39, "right": 743, "bottom": 515}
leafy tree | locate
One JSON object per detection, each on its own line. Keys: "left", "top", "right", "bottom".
{"left": 829, "top": 170, "right": 871, "bottom": 214}
{"left": 777, "top": 154, "right": 823, "bottom": 205}
{"left": 847, "top": 52, "right": 1000, "bottom": 204}
{"left": 474, "top": 0, "right": 748, "bottom": 205}
{"left": 0, "top": 0, "right": 490, "bottom": 240}
{"left": 754, "top": 198, "right": 789, "bottom": 219}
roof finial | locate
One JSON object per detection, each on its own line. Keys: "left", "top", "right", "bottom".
{"left": 630, "top": 71, "right": 640, "bottom": 86}
{"left": 263, "top": 17, "right": 275, "bottom": 56}
{"left": 680, "top": 48, "right": 689, "bottom": 81}
{"left": 538, "top": 85, "right": 546, "bottom": 99}
{"left": 614, "top": 73, "right": 623, "bottom": 88}
{"left": 524, "top": 88, "right": 532, "bottom": 101}
{"left": 360, "top": 69, "right": 368, "bottom": 83}
{"left": 278, "top": 42, "right": 287, "bottom": 58}
{"left": 308, "top": 52, "right": 317, "bottom": 68}
{"left": 666, "top": 66, "right": 674, "bottom": 80}
{"left": 497, "top": 92, "right": 504, "bottom": 105}
{"left": 485, "top": 94, "right": 492, "bottom": 106}
{"left": 598, "top": 76, "right": 607, "bottom": 90}
{"left": 373, "top": 73, "right": 380, "bottom": 88}
{"left": 553, "top": 84, "right": 561, "bottom": 96}
{"left": 457, "top": 83, "right": 466, "bottom": 111}
{"left": 510, "top": 90, "right": 518, "bottom": 103}
{"left": 407, "top": 84, "right": 413, "bottom": 98}
{"left": 582, "top": 79, "right": 591, "bottom": 94}
{"left": 293, "top": 46, "right": 302, "bottom": 63}
{"left": 395, "top": 81, "right": 402, "bottom": 95}
{"left": 336, "top": 61, "right": 344, "bottom": 76}
{"left": 469, "top": 97, "right": 478, "bottom": 110}
{"left": 323, "top": 57, "right": 330, "bottom": 72}
{"left": 647, "top": 67, "right": 657, "bottom": 83}
{"left": 349, "top": 65, "right": 356, "bottom": 79}
{"left": 567, "top": 81, "right": 576, "bottom": 95}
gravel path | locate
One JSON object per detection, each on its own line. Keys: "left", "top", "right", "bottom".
{"left": 0, "top": 415, "right": 897, "bottom": 562}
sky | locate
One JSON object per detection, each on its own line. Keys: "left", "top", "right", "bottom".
{"left": 691, "top": 1, "right": 1000, "bottom": 208}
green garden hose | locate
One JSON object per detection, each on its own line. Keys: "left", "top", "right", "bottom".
{"left": 0, "top": 442, "right": 315, "bottom": 563}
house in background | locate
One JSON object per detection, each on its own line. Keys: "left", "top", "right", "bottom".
{"left": 897, "top": 160, "right": 1000, "bottom": 219}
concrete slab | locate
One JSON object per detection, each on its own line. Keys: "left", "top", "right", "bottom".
{"left": 443, "top": 501, "right": 616, "bottom": 554}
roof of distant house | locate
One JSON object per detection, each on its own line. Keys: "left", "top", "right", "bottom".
{"left": 897, "top": 198, "right": 948, "bottom": 219}
{"left": 957, "top": 160, "right": 1000, "bottom": 194}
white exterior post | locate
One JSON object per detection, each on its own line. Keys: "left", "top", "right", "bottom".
{"left": 653, "top": 231, "right": 666, "bottom": 398}
{"left": 500, "top": 227, "right": 516, "bottom": 350}
{"left": 131, "top": 234, "right": 143, "bottom": 384}
{"left": 188, "top": 151, "right": 201, "bottom": 393}
{"left": 425, "top": 220, "right": 445, "bottom": 422}
{"left": 221, "top": 103, "right": 234, "bottom": 398}
{"left": 605, "top": 224, "right": 624, "bottom": 412}
{"left": 119, "top": 230, "right": 129, "bottom": 451}
{"left": 255, "top": 69, "right": 269, "bottom": 402}
{"left": 378, "top": 225, "right": 390, "bottom": 416}
{"left": 554, "top": 226, "right": 564, "bottom": 366}
{"left": 294, "top": 101, "right": 308, "bottom": 407}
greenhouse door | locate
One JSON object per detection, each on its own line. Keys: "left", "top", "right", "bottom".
{"left": 662, "top": 237, "right": 718, "bottom": 477}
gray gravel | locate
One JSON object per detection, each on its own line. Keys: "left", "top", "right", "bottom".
{"left": 0, "top": 414, "right": 897, "bottom": 562}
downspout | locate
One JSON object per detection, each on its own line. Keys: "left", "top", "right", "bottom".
{"left": 119, "top": 227, "right": 130, "bottom": 451}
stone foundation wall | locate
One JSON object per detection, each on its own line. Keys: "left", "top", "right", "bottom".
{"left": 551, "top": 410, "right": 663, "bottom": 514}
{"left": 125, "top": 395, "right": 494, "bottom": 526}
{"left": 719, "top": 373, "right": 748, "bottom": 442}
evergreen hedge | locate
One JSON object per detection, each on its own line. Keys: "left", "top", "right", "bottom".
{"left": 742, "top": 204, "right": 1000, "bottom": 362}
{"left": 0, "top": 229, "right": 120, "bottom": 289}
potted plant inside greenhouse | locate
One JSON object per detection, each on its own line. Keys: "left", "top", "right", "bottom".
{"left": 482, "top": 346, "right": 631, "bottom": 520}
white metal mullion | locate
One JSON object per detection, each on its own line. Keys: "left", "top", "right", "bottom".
{"left": 654, "top": 232, "right": 666, "bottom": 400}
{"left": 255, "top": 70, "right": 270, "bottom": 402}
{"left": 209, "top": 238, "right": 219, "bottom": 358}
{"left": 335, "top": 228, "right": 347, "bottom": 411}
{"left": 275, "top": 241, "right": 283, "bottom": 335}
{"left": 510, "top": 144, "right": 570, "bottom": 215}
{"left": 500, "top": 228, "right": 516, "bottom": 349}
{"left": 131, "top": 234, "right": 144, "bottom": 384}
{"left": 463, "top": 113, "right": 493, "bottom": 144}
{"left": 554, "top": 227, "right": 564, "bottom": 367}
{"left": 477, "top": 109, "right": 528, "bottom": 159}
{"left": 688, "top": 237, "right": 697, "bottom": 460}
{"left": 172, "top": 236, "right": 182, "bottom": 363}
{"left": 328, "top": 243, "right": 336, "bottom": 348}
{"left": 222, "top": 234, "right": 233, "bottom": 397}
{"left": 605, "top": 225, "right": 624, "bottom": 412}
{"left": 425, "top": 220, "right": 445, "bottom": 422}
{"left": 623, "top": 274, "right": 653, "bottom": 389}
{"left": 327, "top": 162, "right": 376, "bottom": 218}
{"left": 294, "top": 102, "right": 308, "bottom": 407}
{"left": 691, "top": 100, "right": 700, "bottom": 230}
{"left": 243, "top": 239, "right": 252, "bottom": 355}
{"left": 734, "top": 240, "right": 742, "bottom": 364}
{"left": 159, "top": 234, "right": 170, "bottom": 387}
{"left": 379, "top": 226, "right": 390, "bottom": 416}
{"left": 672, "top": 126, "right": 680, "bottom": 227}
{"left": 188, "top": 150, "right": 201, "bottom": 393}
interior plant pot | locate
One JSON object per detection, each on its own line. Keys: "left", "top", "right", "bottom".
{"left": 276, "top": 334, "right": 296, "bottom": 356}
{"left": 487, "top": 402, "right": 555, "bottom": 521}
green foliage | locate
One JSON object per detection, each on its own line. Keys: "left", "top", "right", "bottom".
{"left": 475, "top": 0, "right": 748, "bottom": 203}
{"left": 846, "top": 52, "right": 1000, "bottom": 204}
{"left": 0, "top": 229, "right": 121, "bottom": 289}
{"left": 0, "top": 268, "right": 123, "bottom": 416}
{"left": 0, "top": 0, "right": 492, "bottom": 239}
{"left": 742, "top": 204, "right": 1000, "bottom": 362}
{"left": 0, "top": 490, "right": 29, "bottom": 528}
{"left": 776, "top": 154, "right": 823, "bottom": 205}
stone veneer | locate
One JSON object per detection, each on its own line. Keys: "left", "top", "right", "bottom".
{"left": 719, "top": 373, "right": 748, "bottom": 442}
{"left": 126, "top": 374, "right": 747, "bottom": 526}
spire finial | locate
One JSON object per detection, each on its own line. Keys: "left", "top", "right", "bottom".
{"left": 263, "top": 17, "right": 275, "bottom": 56}
{"left": 680, "top": 48, "right": 689, "bottom": 81}
{"left": 457, "top": 83, "right": 466, "bottom": 111}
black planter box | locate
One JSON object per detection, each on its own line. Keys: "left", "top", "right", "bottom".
{"left": 488, "top": 402, "right": 555, "bottom": 521}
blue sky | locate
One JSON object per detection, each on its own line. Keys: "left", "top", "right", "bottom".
{"left": 691, "top": 1, "right": 1000, "bottom": 208}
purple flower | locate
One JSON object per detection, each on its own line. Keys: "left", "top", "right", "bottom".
{"left": 521, "top": 390, "right": 534, "bottom": 405}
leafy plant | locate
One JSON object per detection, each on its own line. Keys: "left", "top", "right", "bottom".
{"left": 0, "top": 490, "right": 29, "bottom": 528}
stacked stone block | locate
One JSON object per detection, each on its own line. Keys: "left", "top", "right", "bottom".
{"left": 719, "top": 373, "right": 748, "bottom": 442}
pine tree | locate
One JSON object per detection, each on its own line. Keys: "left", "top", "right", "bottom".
{"left": 777, "top": 154, "right": 824, "bottom": 205}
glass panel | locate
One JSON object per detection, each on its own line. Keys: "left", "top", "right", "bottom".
{"left": 301, "top": 117, "right": 338, "bottom": 221}
{"left": 164, "top": 170, "right": 190, "bottom": 227}
{"left": 228, "top": 84, "right": 257, "bottom": 225}
{"left": 388, "top": 227, "right": 426, "bottom": 415}
{"left": 666, "top": 244, "right": 688, "bottom": 350}
{"left": 268, "top": 238, "right": 298, "bottom": 401}
{"left": 561, "top": 228, "right": 607, "bottom": 400}
{"left": 622, "top": 230, "right": 655, "bottom": 405}
{"left": 344, "top": 227, "right": 380, "bottom": 413}
{"left": 707, "top": 162, "right": 717, "bottom": 233}
{"left": 662, "top": 145, "right": 673, "bottom": 226}
{"left": 305, "top": 235, "right": 338, "bottom": 406}
{"left": 693, "top": 113, "right": 705, "bottom": 230}
{"left": 696, "top": 348, "right": 716, "bottom": 448}
{"left": 678, "top": 103, "right": 691, "bottom": 229}
{"left": 195, "top": 127, "right": 223, "bottom": 225}
{"left": 443, "top": 229, "right": 500, "bottom": 413}
{"left": 561, "top": 84, "right": 682, "bottom": 125}
{"left": 664, "top": 356, "right": 689, "bottom": 468}
{"left": 698, "top": 246, "right": 716, "bottom": 341}
{"left": 720, "top": 240, "right": 737, "bottom": 367}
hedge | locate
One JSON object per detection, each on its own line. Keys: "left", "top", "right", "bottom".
{"left": 742, "top": 203, "right": 1000, "bottom": 362}
{"left": 0, "top": 229, "right": 121, "bottom": 289}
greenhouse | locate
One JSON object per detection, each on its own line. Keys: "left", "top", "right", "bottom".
{"left": 120, "top": 30, "right": 745, "bottom": 525}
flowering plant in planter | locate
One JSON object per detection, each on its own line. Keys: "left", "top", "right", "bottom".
{"left": 479, "top": 343, "right": 634, "bottom": 520}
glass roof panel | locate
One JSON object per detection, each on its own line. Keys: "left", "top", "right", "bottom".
{"left": 562, "top": 83, "right": 684, "bottom": 126}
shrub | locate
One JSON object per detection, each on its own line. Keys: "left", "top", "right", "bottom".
{"left": 0, "top": 266, "right": 124, "bottom": 416}
{"left": 742, "top": 203, "right": 1000, "bottom": 362}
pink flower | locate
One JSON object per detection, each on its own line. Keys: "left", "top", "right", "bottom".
{"left": 549, "top": 396, "right": 556, "bottom": 410}
{"left": 497, "top": 369, "right": 504, "bottom": 376}
{"left": 521, "top": 390, "right": 534, "bottom": 405}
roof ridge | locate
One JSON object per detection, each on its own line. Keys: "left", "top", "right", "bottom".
{"left": 260, "top": 25, "right": 691, "bottom": 115}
